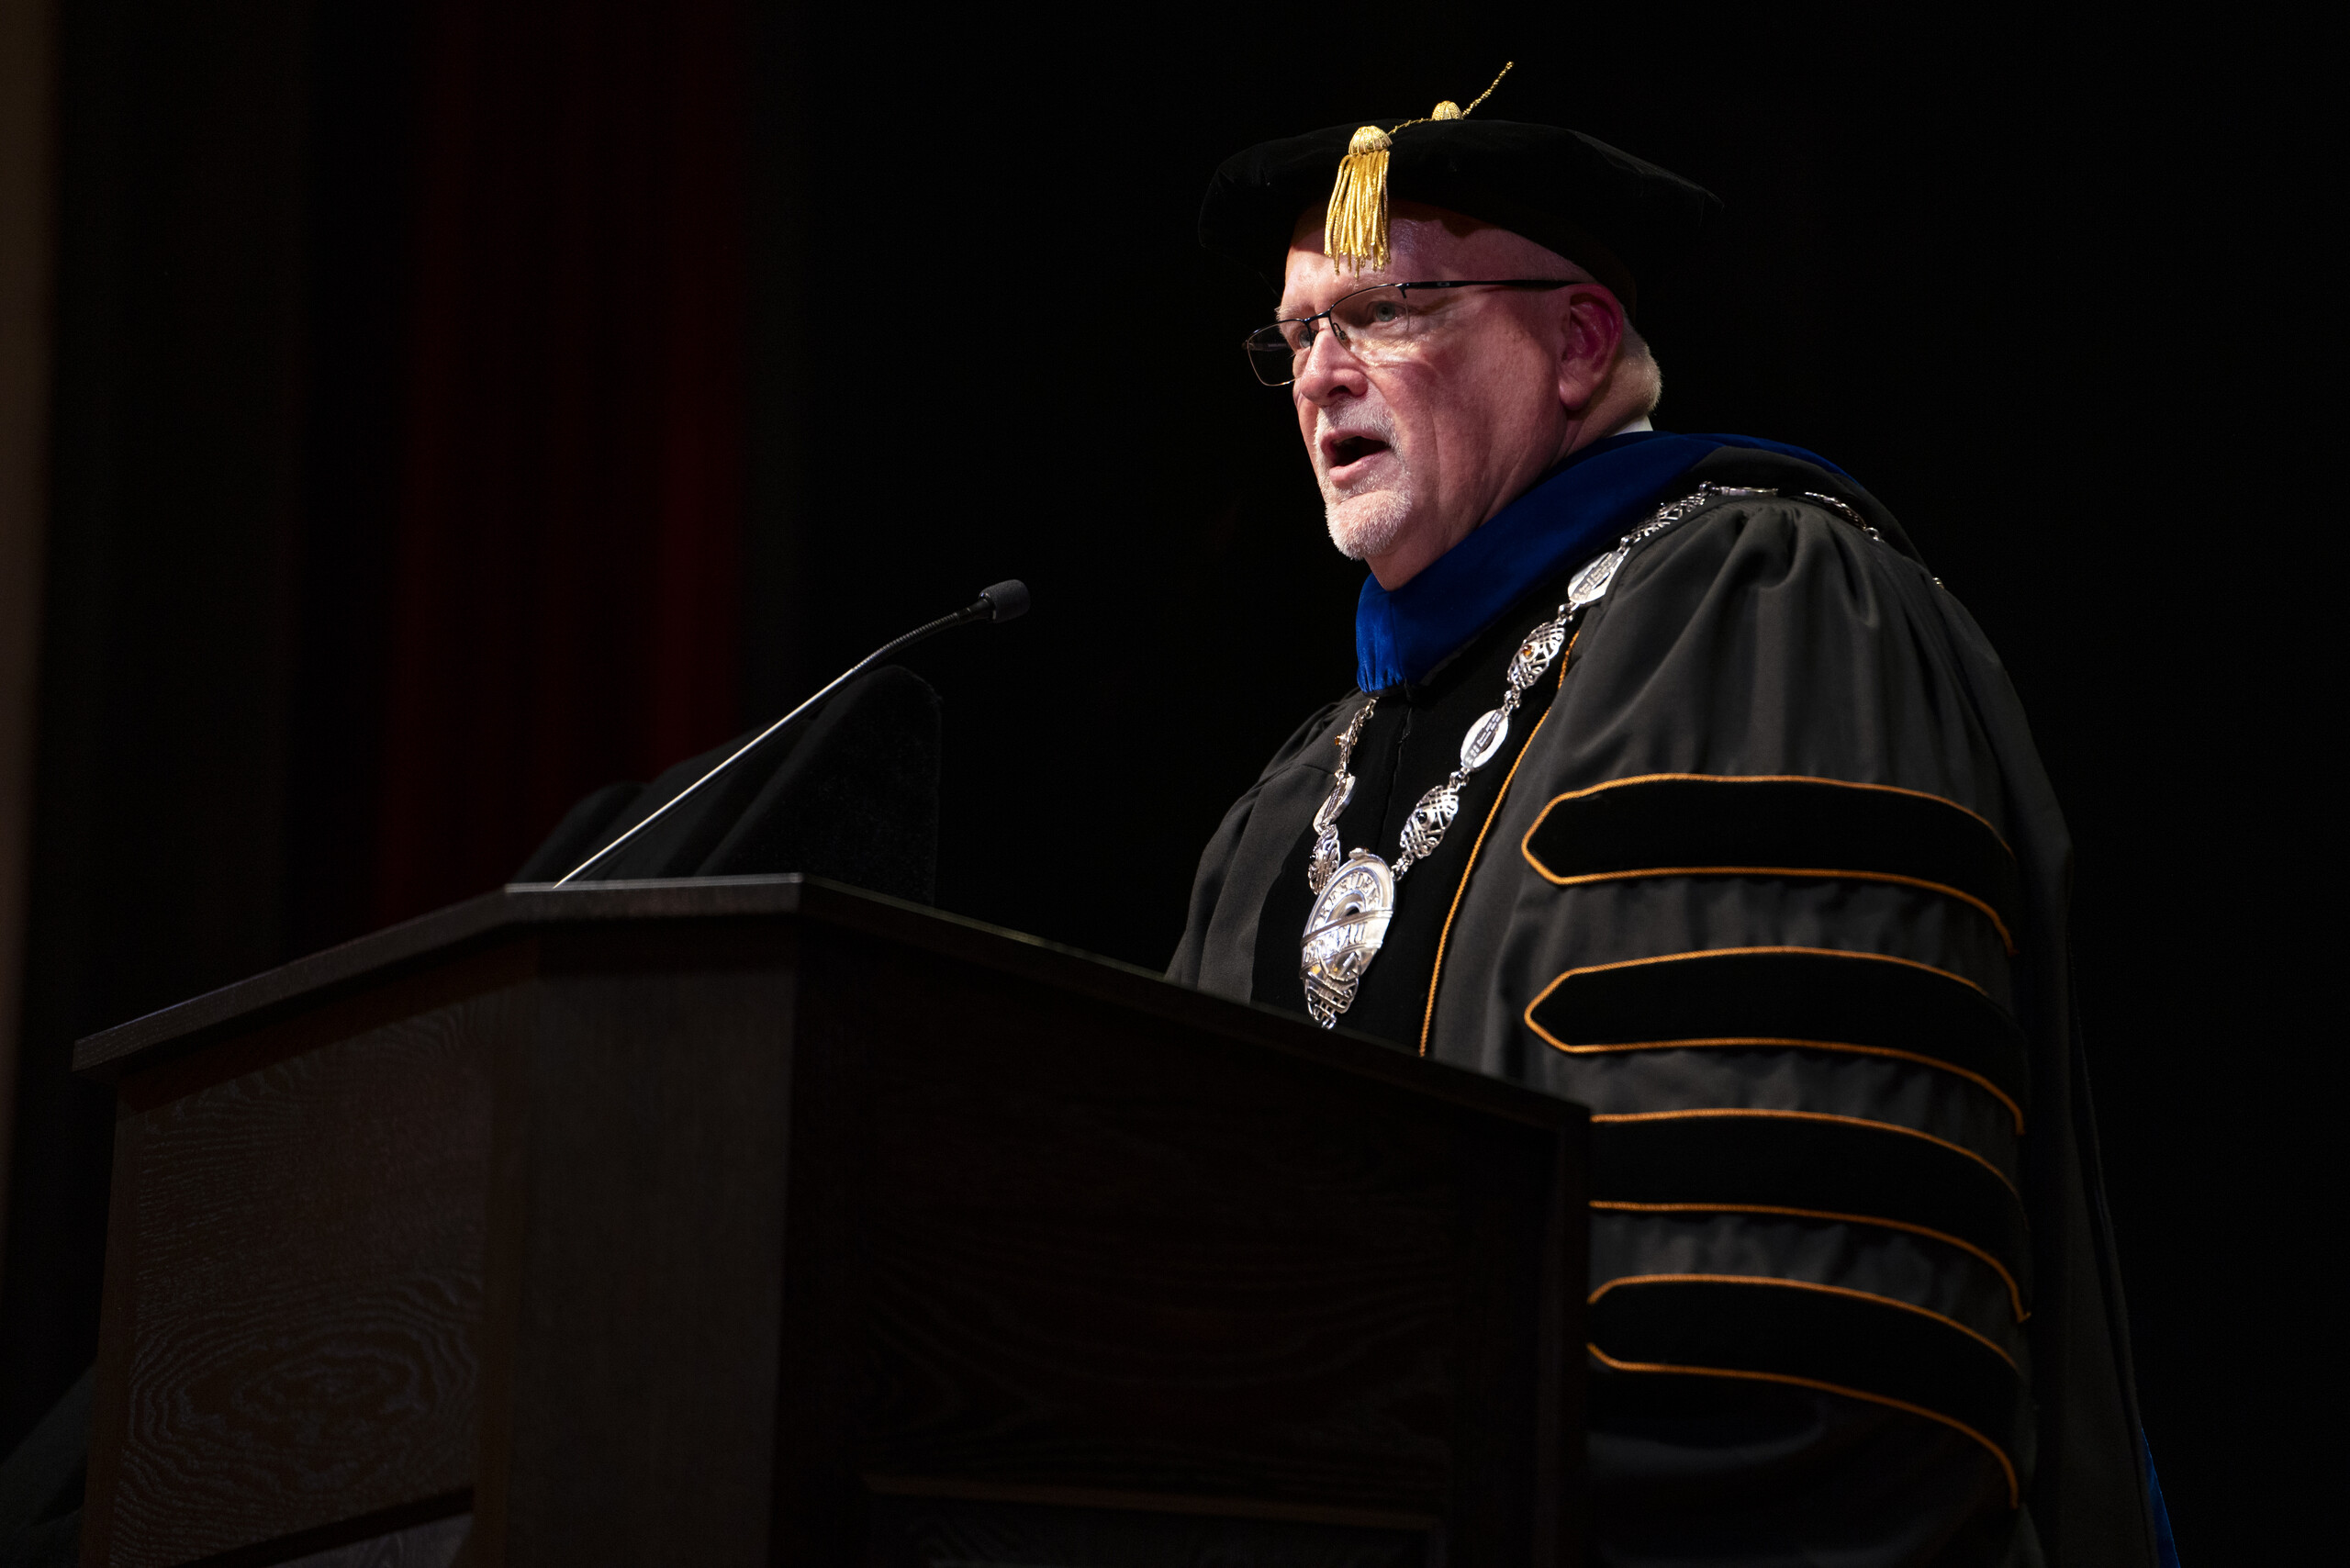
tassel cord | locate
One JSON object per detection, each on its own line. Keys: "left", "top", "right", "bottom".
{"left": 1323, "top": 61, "right": 1516, "bottom": 274}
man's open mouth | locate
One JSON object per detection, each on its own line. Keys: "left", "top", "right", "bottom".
{"left": 1329, "top": 434, "right": 1391, "bottom": 470}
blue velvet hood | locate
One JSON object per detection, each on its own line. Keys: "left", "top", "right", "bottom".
{"left": 1354, "top": 430, "right": 1848, "bottom": 692}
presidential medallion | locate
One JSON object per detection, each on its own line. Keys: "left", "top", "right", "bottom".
{"left": 1301, "top": 850, "right": 1395, "bottom": 1026}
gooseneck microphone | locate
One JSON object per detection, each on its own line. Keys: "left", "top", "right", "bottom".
{"left": 552, "top": 580, "right": 1031, "bottom": 887}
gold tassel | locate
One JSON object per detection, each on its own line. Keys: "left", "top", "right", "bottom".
{"left": 1326, "top": 126, "right": 1394, "bottom": 274}
{"left": 1322, "top": 62, "right": 1515, "bottom": 274}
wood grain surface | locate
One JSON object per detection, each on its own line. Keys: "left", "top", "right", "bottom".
{"left": 77, "top": 881, "right": 1583, "bottom": 1566}
{"left": 774, "top": 924, "right": 1581, "bottom": 1564}
{"left": 77, "top": 881, "right": 1571, "bottom": 1137}
{"left": 471, "top": 926, "right": 800, "bottom": 1568}
{"left": 277, "top": 1511, "right": 470, "bottom": 1568}
{"left": 83, "top": 976, "right": 514, "bottom": 1566}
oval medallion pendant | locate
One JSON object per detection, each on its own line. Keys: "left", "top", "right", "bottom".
{"left": 1300, "top": 850, "right": 1395, "bottom": 1027}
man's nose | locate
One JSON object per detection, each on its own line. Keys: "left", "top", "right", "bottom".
{"left": 1292, "top": 326, "right": 1368, "bottom": 403}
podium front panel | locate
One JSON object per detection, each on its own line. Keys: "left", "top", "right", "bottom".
{"left": 73, "top": 879, "right": 1586, "bottom": 1567}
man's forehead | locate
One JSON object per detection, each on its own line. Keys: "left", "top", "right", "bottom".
{"left": 1278, "top": 206, "right": 1566, "bottom": 306}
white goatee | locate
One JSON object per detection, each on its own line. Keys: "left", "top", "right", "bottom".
{"left": 1315, "top": 407, "right": 1413, "bottom": 562}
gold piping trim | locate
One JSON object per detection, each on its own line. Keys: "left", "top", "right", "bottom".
{"left": 1418, "top": 636, "right": 1573, "bottom": 1058}
{"left": 1537, "top": 943, "right": 1989, "bottom": 995}
{"left": 1515, "top": 774, "right": 2019, "bottom": 954}
{"left": 1527, "top": 771, "right": 2015, "bottom": 856}
{"left": 1525, "top": 865, "right": 2016, "bottom": 954}
{"left": 1587, "top": 1107, "right": 2022, "bottom": 1200}
{"left": 1519, "top": 947, "right": 2022, "bottom": 1131}
{"left": 1588, "top": 1202, "right": 2029, "bottom": 1322}
{"left": 1548, "top": 1036, "right": 2024, "bottom": 1134}
{"left": 1586, "top": 1345, "right": 2020, "bottom": 1506}
{"left": 1589, "top": 1271, "right": 2018, "bottom": 1370}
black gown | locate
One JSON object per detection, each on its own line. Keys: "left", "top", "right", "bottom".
{"left": 1170, "top": 447, "right": 2161, "bottom": 1568}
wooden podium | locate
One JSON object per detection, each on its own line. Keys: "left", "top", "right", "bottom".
{"left": 71, "top": 879, "right": 1588, "bottom": 1567}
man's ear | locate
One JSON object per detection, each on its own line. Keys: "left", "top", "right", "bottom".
{"left": 1557, "top": 287, "right": 1626, "bottom": 414}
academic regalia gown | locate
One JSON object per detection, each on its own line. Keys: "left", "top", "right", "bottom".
{"left": 1169, "top": 438, "right": 2162, "bottom": 1567}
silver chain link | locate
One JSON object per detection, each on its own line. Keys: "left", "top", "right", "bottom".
{"left": 1295, "top": 482, "right": 1776, "bottom": 1028}
{"left": 1306, "top": 483, "right": 1751, "bottom": 895}
{"left": 1295, "top": 479, "right": 1940, "bottom": 1028}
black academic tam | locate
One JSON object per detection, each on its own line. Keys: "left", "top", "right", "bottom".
{"left": 1197, "top": 116, "right": 1723, "bottom": 311}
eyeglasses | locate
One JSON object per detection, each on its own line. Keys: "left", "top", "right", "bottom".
{"left": 1244, "top": 278, "right": 1577, "bottom": 386}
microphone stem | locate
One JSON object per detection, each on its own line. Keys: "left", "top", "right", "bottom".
{"left": 551, "top": 602, "right": 982, "bottom": 887}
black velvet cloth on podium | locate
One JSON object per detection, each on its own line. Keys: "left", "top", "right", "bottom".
{"left": 513, "top": 665, "right": 941, "bottom": 904}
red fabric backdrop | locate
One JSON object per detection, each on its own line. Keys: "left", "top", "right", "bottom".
{"left": 373, "top": 0, "right": 747, "bottom": 924}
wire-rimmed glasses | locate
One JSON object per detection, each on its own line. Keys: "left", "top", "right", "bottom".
{"left": 1244, "top": 278, "right": 1577, "bottom": 386}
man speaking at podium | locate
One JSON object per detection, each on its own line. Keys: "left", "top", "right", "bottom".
{"left": 1169, "top": 83, "right": 2166, "bottom": 1566}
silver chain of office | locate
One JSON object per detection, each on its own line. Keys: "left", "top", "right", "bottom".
{"left": 1298, "top": 484, "right": 1775, "bottom": 1027}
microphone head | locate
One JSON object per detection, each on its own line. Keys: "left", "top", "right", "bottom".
{"left": 978, "top": 579, "right": 1031, "bottom": 622}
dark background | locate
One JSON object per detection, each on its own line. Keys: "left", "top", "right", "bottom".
{"left": 2, "top": 2, "right": 2328, "bottom": 1557}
